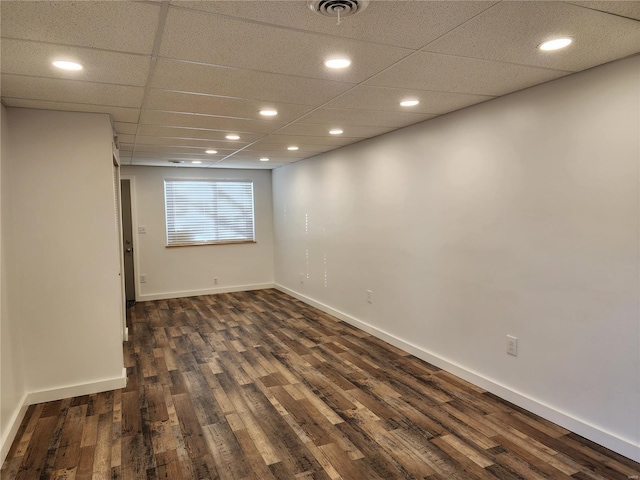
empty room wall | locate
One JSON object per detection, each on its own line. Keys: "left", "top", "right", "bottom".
{"left": 272, "top": 56, "right": 640, "bottom": 460}
{"left": 0, "top": 104, "right": 27, "bottom": 460}
{"left": 121, "top": 166, "right": 274, "bottom": 301}
{"left": 3, "top": 108, "right": 125, "bottom": 408}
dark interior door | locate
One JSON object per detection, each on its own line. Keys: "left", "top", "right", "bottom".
{"left": 121, "top": 179, "right": 135, "bottom": 302}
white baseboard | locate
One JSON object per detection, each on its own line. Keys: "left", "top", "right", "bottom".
{"left": 137, "top": 283, "right": 274, "bottom": 302}
{"left": 0, "top": 393, "right": 29, "bottom": 465}
{"left": 275, "top": 284, "right": 640, "bottom": 463}
{"left": 1, "top": 368, "right": 127, "bottom": 465}
{"left": 26, "top": 368, "right": 127, "bottom": 405}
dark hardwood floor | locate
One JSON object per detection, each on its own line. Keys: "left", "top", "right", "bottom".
{"left": 2, "top": 289, "right": 639, "bottom": 479}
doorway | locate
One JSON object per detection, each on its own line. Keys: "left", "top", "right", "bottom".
{"left": 121, "top": 179, "right": 136, "bottom": 304}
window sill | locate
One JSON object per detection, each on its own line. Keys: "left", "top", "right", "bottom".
{"left": 166, "top": 240, "right": 257, "bottom": 248}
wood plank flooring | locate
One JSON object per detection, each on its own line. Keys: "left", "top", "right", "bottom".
{"left": 2, "top": 289, "right": 639, "bottom": 479}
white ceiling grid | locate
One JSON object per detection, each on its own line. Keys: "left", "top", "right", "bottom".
{"left": 1, "top": 0, "right": 639, "bottom": 169}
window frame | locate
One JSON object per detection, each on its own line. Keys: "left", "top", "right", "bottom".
{"left": 164, "top": 178, "right": 256, "bottom": 248}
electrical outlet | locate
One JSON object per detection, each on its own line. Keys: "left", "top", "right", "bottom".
{"left": 214, "top": 277, "right": 218, "bottom": 285}
{"left": 140, "top": 274, "right": 147, "bottom": 283}
{"left": 366, "top": 289, "right": 373, "bottom": 304}
{"left": 138, "top": 225, "right": 147, "bottom": 234}
{"left": 507, "top": 335, "right": 518, "bottom": 356}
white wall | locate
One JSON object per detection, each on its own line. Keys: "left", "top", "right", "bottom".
{"left": 272, "top": 56, "right": 640, "bottom": 461}
{"left": 3, "top": 108, "right": 125, "bottom": 401}
{"left": 0, "top": 105, "right": 27, "bottom": 460}
{"left": 121, "top": 166, "right": 274, "bottom": 301}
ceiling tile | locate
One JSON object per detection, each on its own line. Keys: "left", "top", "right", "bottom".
{"left": 137, "top": 125, "right": 265, "bottom": 143}
{"left": 220, "top": 151, "right": 311, "bottom": 163}
{"left": 218, "top": 156, "right": 294, "bottom": 166}
{"left": 131, "top": 144, "right": 237, "bottom": 156}
{"left": 2, "top": 98, "right": 141, "bottom": 124}
{"left": 1, "top": 39, "right": 151, "bottom": 87}
{"left": 118, "top": 134, "right": 136, "bottom": 145}
{"left": 151, "top": 58, "right": 354, "bottom": 105}
{"left": 1, "top": 74, "right": 145, "bottom": 108}
{"left": 0, "top": 1, "right": 161, "bottom": 54}
{"left": 424, "top": 1, "right": 640, "bottom": 72}
{"left": 325, "top": 85, "right": 494, "bottom": 115}
{"left": 2, "top": 1, "right": 637, "bottom": 171}
{"left": 140, "top": 110, "right": 285, "bottom": 134}
{"left": 276, "top": 123, "right": 394, "bottom": 138}
{"left": 366, "top": 52, "right": 571, "bottom": 96}
{"left": 171, "top": 1, "right": 496, "bottom": 50}
{"left": 118, "top": 153, "right": 133, "bottom": 165}
{"left": 244, "top": 143, "right": 330, "bottom": 154}
{"left": 299, "top": 107, "right": 435, "bottom": 128}
{"left": 566, "top": 1, "right": 640, "bottom": 21}
{"left": 146, "top": 89, "right": 314, "bottom": 122}
{"left": 161, "top": 6, "right": 413, "bottom": 83}
{"left": 132, "top": 137, "right": 239, "bottom": 155}
{"left": 131, "top": 152, "right": 228, "bottom": 161}
{"left": 130, "top": 158, "right": 223, "bottom": 168}
{"left": 251, "top": 134, "right": 361, "bottom": 148}
{"left": 212, "top": 158, "right": 285, "bottom": 169}
{"left": 114, "top": 122, "right": 139, "bottom": 135}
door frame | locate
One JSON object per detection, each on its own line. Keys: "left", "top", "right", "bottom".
{"left": 120, "top": 174, "right": 140, "bottom": 304}
{"left": 112, "top": 150, "right": 126, "bottom": 342}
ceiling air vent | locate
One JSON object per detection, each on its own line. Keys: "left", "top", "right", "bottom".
{"left": 308, "top": 0, "right": 369, "bottom": 21}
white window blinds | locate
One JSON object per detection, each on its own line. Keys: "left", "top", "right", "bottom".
{"left": 164, "top": 179, "right": 255, "bottom": 246}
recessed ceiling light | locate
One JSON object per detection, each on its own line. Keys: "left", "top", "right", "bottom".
{"left": 538, "top": 37, "right": 572, "bottom": 51}
{"left": 325, "top": 57, "right": 351, "bottom": 69}
{"left": 260, "top": 158, "right": 270, "bottom": 162}
{"left": 52, "top": 60, "right": 83, "bottom": 71}
{"left": 329, "top": 129, "right": 343, "bottom": 135}
{"left": 287, "top": 146, "right": 299, "bottom": 151}
{"left": 225, "top": 134, "right": 240, "bottom": 140}
{"left": 400, "top": 99, "right": 420, "bottom": 107}
{"left": 192, "top": 160, "right": 202, "bottom": 164}
{"left": 205, "top": 149, "right": 217, "bottom": 154}
{"left": 259, "top": 109, "right": 278, "bottom": 116}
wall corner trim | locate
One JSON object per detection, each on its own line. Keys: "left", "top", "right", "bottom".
{"left": 274, "top": 284, "right": 640, "bottom": 463}
{"left": 25, "top": 368, "right": 127, "bottom": 405}
{"left": 0, "top": 393, "right": 30, "bottom": 466}
{"left": 1, "top": 368, "right": 128, "bottom": 465}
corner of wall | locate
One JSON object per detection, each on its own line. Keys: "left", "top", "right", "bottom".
{"left": 0, "top": 368, "right": 127, "bottom": 465}
{"left": 1, "top": 104, "right": 30, "bottom": 466}
{"left": 25, "top": 368, "right": 127, "bottom": 406}
{"left": 0, "top": 393, "right": 29, "bottom": 465}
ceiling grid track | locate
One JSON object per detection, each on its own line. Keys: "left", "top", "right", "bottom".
{"left": 2, "top": 1, "right": 638, "bottom": 168}
{"left": 131, "top": 0, "right": 171, "bottom": 165}
{"left": 216, "top": 0, "right": 503, "bottom": 165}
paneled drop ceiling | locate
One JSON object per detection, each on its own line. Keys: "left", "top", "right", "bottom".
{"left": 1, "top": 1, "right": 639, "bottom": 169}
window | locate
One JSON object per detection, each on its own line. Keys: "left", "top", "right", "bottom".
{"left": 164, "top": 179, "right": 255, "bottom": 246}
